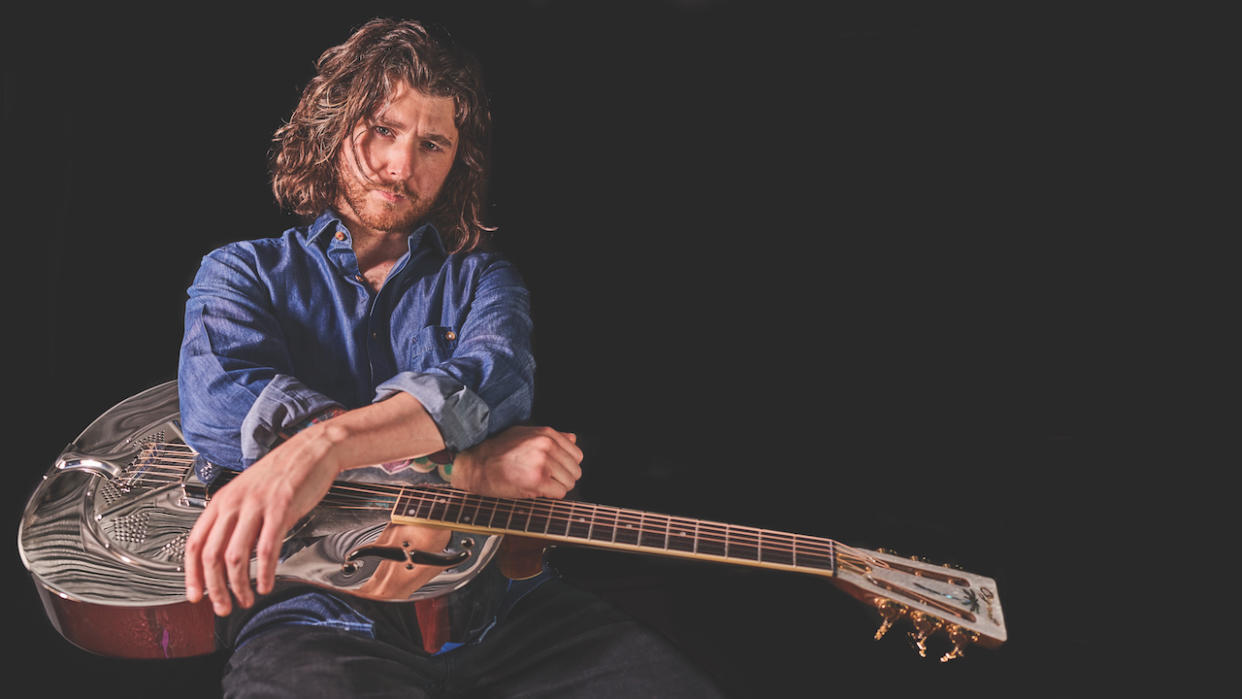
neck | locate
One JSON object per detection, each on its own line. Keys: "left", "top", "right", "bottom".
{"left": 389, "top": 486, "right": 840, "bottom": 577}
{"left": 334, "top": 208, "right": 417, "bottom": 291}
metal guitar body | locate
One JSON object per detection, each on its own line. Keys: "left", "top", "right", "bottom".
{"left": 17, "top": 381, "right": 500, "bottom": 659}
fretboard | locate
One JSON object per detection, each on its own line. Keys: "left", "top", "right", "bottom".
{"left": 391, "top": 487, "right": 837, "bottom": 576}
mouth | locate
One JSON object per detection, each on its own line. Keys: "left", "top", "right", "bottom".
{"left": 377, "top": 190, "right": 406, "bottom": 203}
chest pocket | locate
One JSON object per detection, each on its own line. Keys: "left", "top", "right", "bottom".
{"left": 410, "top": 324, "right": 460, "bottom": 368}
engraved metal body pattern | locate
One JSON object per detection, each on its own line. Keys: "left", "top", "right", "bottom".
{"left": 18, "top": 381, "right": 499, "bottom": 612}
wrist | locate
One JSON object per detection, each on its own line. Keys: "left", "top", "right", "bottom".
{"left": 276, "top": 420, "right": 348, "bottom": 476}
{"left": 273, "top": 406, "right": 351, "bottom": 473}
{"left": 448, "top": 448, "right": 475, "bottom": 490}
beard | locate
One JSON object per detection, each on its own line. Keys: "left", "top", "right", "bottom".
{"left": 338, "top": 170, "right": 437, "bottom": 235}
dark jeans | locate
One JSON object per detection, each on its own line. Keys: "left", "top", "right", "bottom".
{"left": 222, "top": 578, "right": 724, "bottom": 698}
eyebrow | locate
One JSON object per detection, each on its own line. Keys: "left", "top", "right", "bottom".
{"left": 373, "top": 113, "right": 455, "bottom": 148}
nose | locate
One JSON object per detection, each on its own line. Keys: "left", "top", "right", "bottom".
{"left": 381, "top": 142, "right": 415, "bottom": 182}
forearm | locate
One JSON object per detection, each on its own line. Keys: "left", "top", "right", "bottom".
{"left": 286, "top": 391, "right": 448, "bottom": 475}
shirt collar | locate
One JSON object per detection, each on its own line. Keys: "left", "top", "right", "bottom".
{"left": 305, "top": 210, "right": 448, "bottom": 258}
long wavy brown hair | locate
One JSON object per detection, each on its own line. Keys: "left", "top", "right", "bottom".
{"left": 270, "top": 18, "right": 494, "bottom": 253}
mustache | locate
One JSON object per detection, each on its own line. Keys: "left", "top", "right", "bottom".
{"left": 359, "top": 177, "right": 415, "bottom": 200}
{"left": 378, "top": 184, "right": 413, "bottom": 198}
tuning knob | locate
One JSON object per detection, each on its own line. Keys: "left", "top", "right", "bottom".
{"left": 873, "top": 599, "right": 907, "bottom": 641}
{"left": 939, "top": 624, "right": 979, "bottom": 663}
{"left": 907, "top": 611, "right": 943, "bottom": 658}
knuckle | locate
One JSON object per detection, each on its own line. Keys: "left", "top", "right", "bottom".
{"left": 255, "top": 538, "right": 275, "bottom": 559}
{"left": 200, "top": 540, "right": 221, "bottom": 560}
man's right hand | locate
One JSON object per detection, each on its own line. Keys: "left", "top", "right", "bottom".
{"left": 183, "top": 425, "right": 342, "bottom": 617}
{"left": 451, "top": 426, "right": 583, "bottom": 499}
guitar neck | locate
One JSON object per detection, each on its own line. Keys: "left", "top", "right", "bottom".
{"left": 389, "top": 486, "right": 839, "bottom": 577}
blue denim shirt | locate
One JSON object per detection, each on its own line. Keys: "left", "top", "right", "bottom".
{"left": 178, "top": 210, "right": 535, "bottom": 470}
{"left": 177, "top": 210, "right": 542, "bottom": 651}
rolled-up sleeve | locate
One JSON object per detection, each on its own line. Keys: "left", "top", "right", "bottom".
{"left": 178, "top": 247, "right": 341, "bottom": 469}
{"left": 374, "top": 257, "right": 535, "bottom": 451}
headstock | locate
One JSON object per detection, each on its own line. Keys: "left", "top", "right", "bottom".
{"left": 832, "top": 546, "right": 1006, "bottom": 662}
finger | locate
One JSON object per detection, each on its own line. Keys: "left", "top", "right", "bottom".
{"left": 224, "top": 510, "right": 263, "bottom": 609}
{"left": 254, "top": 513, "right": 288, "bottom": 596}
{"left": 543, "top": 435, "right": 583, "bottom": 482}
{"left": 184, "top": 506, "right": 218, "bottom": 603}
{"left": 542, "top": 428, "right": 584, "bottom": 466}
{"left": 200, "top": 509, "right": 240, "bottom": 616}
{"left": 543, "top": 461, "right": 576, "bottom": 498}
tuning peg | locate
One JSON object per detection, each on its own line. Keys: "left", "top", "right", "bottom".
{"left": 939, "top": 624, "right": 979, "bottom": 663}
{"left": 906, "top": 611, "right": 943, "bottom": 658}
{"left": 873, "top": 599, "right": 907, "bottom": 641}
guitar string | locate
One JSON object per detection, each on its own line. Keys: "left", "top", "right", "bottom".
{"left": 111, "top": 449, "right": 965, "bottom": 604}
{"left": 121, "top": 447, "right": 874, "bottom": 568}
{"left": 120, "top": 457, "right": 866, "bottom": 570}
{"left": 120, "top": 460, "right": 865, "bottom": 572}
{"left": 127, "top": 461, "right": 844, "bottom": 559}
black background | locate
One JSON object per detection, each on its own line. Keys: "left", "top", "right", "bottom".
{"left": 4, "top": 2, "right": 1220, "bottom": 696}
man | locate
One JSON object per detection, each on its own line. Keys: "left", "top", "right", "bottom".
{"left": 177, "top": 17, "right": 721, "bottom": 697}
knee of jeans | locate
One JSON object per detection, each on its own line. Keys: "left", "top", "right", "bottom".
{"left": 234, "top": 591, "right": 375, "bottom": 649}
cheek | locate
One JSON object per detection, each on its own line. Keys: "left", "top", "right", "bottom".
{"left": 417, "top": 158, "right": 456, "bottom": 193}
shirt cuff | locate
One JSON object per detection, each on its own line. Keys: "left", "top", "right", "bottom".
{"left": 373, "top": 371, "right": 490, "bottom": 451}
{"left": 240, "top": 374, "right": 344, "bottom": 465}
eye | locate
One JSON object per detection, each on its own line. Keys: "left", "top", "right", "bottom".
{"left": 421, "top": 140, "right": 444, "bottom": 153}
{"left": 373, "top": 125, "right": 394, "bottom": 137}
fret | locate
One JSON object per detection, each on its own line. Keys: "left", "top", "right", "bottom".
{"left": 544, "top": 502, "right": 570, "bottom": 537}
{"left": 507, "top": 500, "right": 532, "bottom": 532}
{"left": 614, "top": 509, "right": 643, "bottom": 546}
{"left": 427, "top": 491, "right": 452, "bottom": 522}
{"left": 395, "top": 488, "right": 415, "bottom": 517}
{"left": 696, "top": 521, "right": 727, "bottom": 558}
{"left": 667, "top": 516, "right": 697, "bottom": 553}
{"left": 639, "top": 513, "right": 669, "bottom": 549}
{"left": 589, "top": 505, "right": 618, "bottom": 542}
{"left": 760, "top": 532, "right": 795, "bottom": 566}
{"left": 566, "top": 503, "right": 592, "bottom": 539}
{"left": 796, "top": 537, "right": 835, "bottom": 571}
{"left": 729, "top": 526, "right": 760, "bottom": 561}
{"left": 392, "top": 490, "right": 831, "bottom": 574}
{"left": 482, "top": 496, "right": 500, "bottom": 529}
{"left": 446, "top": 493, "right": 468, "bottom": 524}
{"left": 527, "top": 501, "right": 551, "bottom": 534}
{"left": 497, "top": 499, "right": 515, "bottom": 531}
{"left": 405, "top": 489, "right": 430, "bottom": 519}
{"left": 458, "top": 494, "right": 485, "bottom": 527}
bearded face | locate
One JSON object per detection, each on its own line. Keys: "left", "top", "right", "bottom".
{"left": 335, "top": 82, "right": 459, "bottom": 236}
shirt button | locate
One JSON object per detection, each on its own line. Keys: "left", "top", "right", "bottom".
{"left": 334, "top": 231, "right": 346, "bottom": 241}
{"left": 355, "top": 274, "right": 364, "bottom": 282}
{"left": 444, "top": 330, "right": 457, "bottom": 341}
